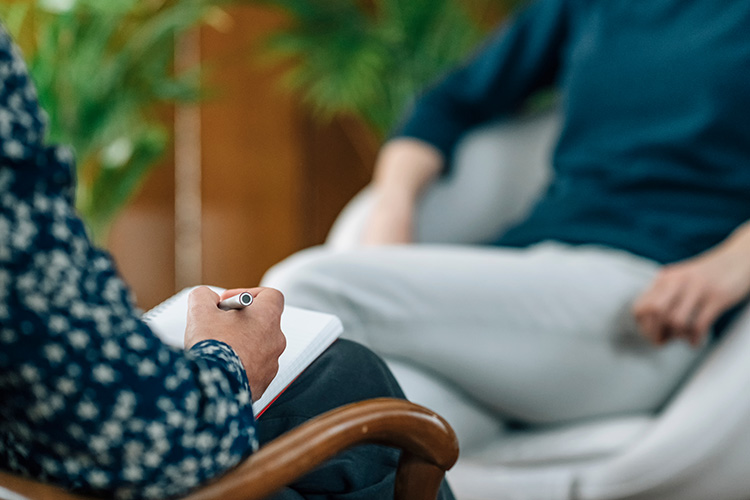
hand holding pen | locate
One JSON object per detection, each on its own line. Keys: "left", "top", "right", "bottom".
{"left": 185, "top": 286, "right": 286, "bottom": 401}
{"left": 218, "top": 291, "right": 254, "bottom": 310}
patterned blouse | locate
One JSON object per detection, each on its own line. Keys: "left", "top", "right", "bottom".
{"left": 0, "top": 26, "right": 256, "bottom": 499}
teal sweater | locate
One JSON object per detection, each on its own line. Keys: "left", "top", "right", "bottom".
{"left": 396, "top": 0, "right": 750, "bottom": 264}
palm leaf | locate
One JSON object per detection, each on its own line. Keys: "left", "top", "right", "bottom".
{"left": 248, "top": 0, "right": 519, "bottom": 136}
{"left": 0, "top": 0, "right": 223, "bottom": 243}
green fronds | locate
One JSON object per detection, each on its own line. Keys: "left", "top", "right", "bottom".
{"left": 0, "top": 0, "right": 524, "bottom": 242}
{"left": 250, "top": 0, "right": 520, "bottom": 137}
{"left": 0, "top": 0, "right": 221, "bottom": 243}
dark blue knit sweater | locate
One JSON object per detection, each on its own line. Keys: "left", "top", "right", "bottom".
{"left": 397, "top": 0, "right": 750, "bottom": 264}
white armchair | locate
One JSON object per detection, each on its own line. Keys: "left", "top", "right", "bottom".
{"left": 325, "top": 110, "right": 750, "bottom": 500}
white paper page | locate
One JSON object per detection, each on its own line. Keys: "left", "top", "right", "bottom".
{"left": 143, "top": 286, "right": 343, "bottom": 415}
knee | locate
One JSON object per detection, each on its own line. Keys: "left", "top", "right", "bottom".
{"left": 319, "top": 340, "right": 406, "bottom": 400}
{"left": 262, "top": 248, "right": 385, "bottom": 346}
{"left": 321, "top": 339, "right": 382, "bottom": 370}
{"left": 262, "top": 248, "right": 343, "bottom": 304}
{"left": 262, "top": 247, "right": 323, "bottom": 289}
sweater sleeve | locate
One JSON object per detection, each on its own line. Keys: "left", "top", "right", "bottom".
{"left": 0, "top": 25, "right": 256, "bottom": 500}
{"left": 394, "top": 0, "right": 572, "bottom": 167}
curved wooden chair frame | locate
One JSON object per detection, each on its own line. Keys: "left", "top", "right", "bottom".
{"left": 0, "top": 398, "right": 459, "bottom": 500}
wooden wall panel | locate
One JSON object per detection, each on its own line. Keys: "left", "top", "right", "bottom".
{"left": 108, "top": 4, "right": 379, "bottom": 309}
{"left": 297, "top": 114, "right": 377, "bottom": 245}
{"left": 199, "top": 5, "right": 307, "bottom": 289}
{"left": 108, "top": 153, "right": 176, "bottom": 311}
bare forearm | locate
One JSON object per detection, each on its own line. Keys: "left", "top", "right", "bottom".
{"left": 720, "top": 219, "right": 750, "bottom": 259}
{"left": 372, "top": 138, "right": 444, "bottom": 195}
{"left": 362, "top": 138, "right": 444, "bottom": 244}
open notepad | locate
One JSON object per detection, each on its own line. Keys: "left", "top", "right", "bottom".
{"left": 143, "top": 286, "right": 343, "bottom": 416}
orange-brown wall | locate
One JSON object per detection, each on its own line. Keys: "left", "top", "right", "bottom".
{"left": 108, "top": 138, "right": 176, "bottom": 311}
{"left": 109, "top": 5, "right": 377, "bottom": 311}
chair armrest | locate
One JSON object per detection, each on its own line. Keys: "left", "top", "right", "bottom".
{"left": 0, "top": 475, "right": 88, "bottom": 500}
{"left": 578, "top": 303, "right": 750, "bottom": 499}
{"left": 0, "top": 399, "right": 458, "bottom": 500}
{"left": 185, "top": 398, "right": 459, "bottom": 500}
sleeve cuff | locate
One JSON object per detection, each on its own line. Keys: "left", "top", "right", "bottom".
{"left": 187, "top": 340, "right": 254, "bottom": 413}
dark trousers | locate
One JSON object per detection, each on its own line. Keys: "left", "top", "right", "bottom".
{"left": 256, "top": 339, "right": 456, "bottom": 500}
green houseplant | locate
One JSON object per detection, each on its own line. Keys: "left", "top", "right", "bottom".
{"left": 250, "top": 0, "right": 525, "bottom": 138}
{"left": 0, "top": 0, "right": 526, "bottom": 244}
{"left": 0, "top": 0, "right": 231, "bottom": 244}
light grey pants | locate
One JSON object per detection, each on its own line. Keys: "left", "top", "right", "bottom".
{"left": 262, "top": 242, "right": 706, "bottom": 426}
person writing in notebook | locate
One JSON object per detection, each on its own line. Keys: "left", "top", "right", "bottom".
{"left": 262, "top": 0, "right": 750, "bottom": 449}
{"left": 0, "top": 24, "right": 454, "bottom": 500}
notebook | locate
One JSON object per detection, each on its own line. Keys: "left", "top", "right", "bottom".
{"left": 142, "top": 286, "right": 343, "bottom": 416}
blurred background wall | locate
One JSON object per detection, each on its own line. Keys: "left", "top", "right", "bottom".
{"left": 5, "top": 0, "right": 513, "bottom": 310}
{"left": 109, "top": 4, "right": 378, "bottom": 310}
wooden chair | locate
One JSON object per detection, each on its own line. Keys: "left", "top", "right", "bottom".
{"left": 0, "top": 398, "right": 458, "bottom": 500}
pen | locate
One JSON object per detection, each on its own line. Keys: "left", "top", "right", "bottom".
{"left": 218, "top": 292, "right": 254, "bottom": 310}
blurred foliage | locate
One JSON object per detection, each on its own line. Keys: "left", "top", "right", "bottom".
{"left": 0, "top": 0, "right": 233, "bottom": 243}
{"left": 249, "top": 0, "right": 527, "bottom": 138}
{"left": 0, "top": 0, "right": 529, "bottom": 243}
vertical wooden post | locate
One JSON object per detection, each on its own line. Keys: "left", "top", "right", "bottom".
{"left": 174, "top": 29, "right": 203, "bottom": 290}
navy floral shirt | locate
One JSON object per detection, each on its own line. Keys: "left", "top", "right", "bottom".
{"left": 0, "top": 26, "right": 256, "bottom": 499}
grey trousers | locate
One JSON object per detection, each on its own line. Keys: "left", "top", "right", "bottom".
{"left": 262, "top": 242, "right": 706, "bottom": 427}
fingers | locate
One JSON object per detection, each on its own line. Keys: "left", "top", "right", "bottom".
{"left": 633, "top": 271, "right": 684, "bottom": 345}
{"left": 667, "top": 286, "right": 705, "bottom": 342}
{"left": 633, "top": 268, "right": 720, "bottom": 347}
{"left": 219, "top": 287, "right": 284, "bottom": 309}
{"left": 188, "top": 286, "right": 221, "bottom": 314}
{"left": 219, "top": 287, "right": 261, "bottom": 301}
{"left": 690, "top": 299, "right": 725, "bottom": 347}
{"left": 634, "top": 243, "right": 750, "bottom": 347}
{"left": 253, "top": 287, "right": 285, "bottom": 312}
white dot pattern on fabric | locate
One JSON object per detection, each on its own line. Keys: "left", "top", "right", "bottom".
{"left": 0, "top": 24, "right": 256, "bottom": 499}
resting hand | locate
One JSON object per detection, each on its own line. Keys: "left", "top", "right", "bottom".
{"left": 361, "top": 138, "right": 443, "bottom": 245}
{"left": 185, "top": 286, "right": 287, "bottom": 401}
{"left": 633, "top": 240, "right": 750, "bottom": 347}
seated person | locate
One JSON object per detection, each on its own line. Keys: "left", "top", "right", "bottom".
{"left": 0, "top": 24, "right": 454, "bottom": 500}
{"left": 261, "top": 0, "right": 750, "bottom": 437}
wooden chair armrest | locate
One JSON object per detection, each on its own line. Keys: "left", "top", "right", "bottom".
{"left": 186, "top": 398, "right": 459, "bottom": 500}
{"left": 0, "top": 475, "right": 83, "bottom": 500}
{"left": 0, "top": 398, "right": 458, "bottom": 500}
